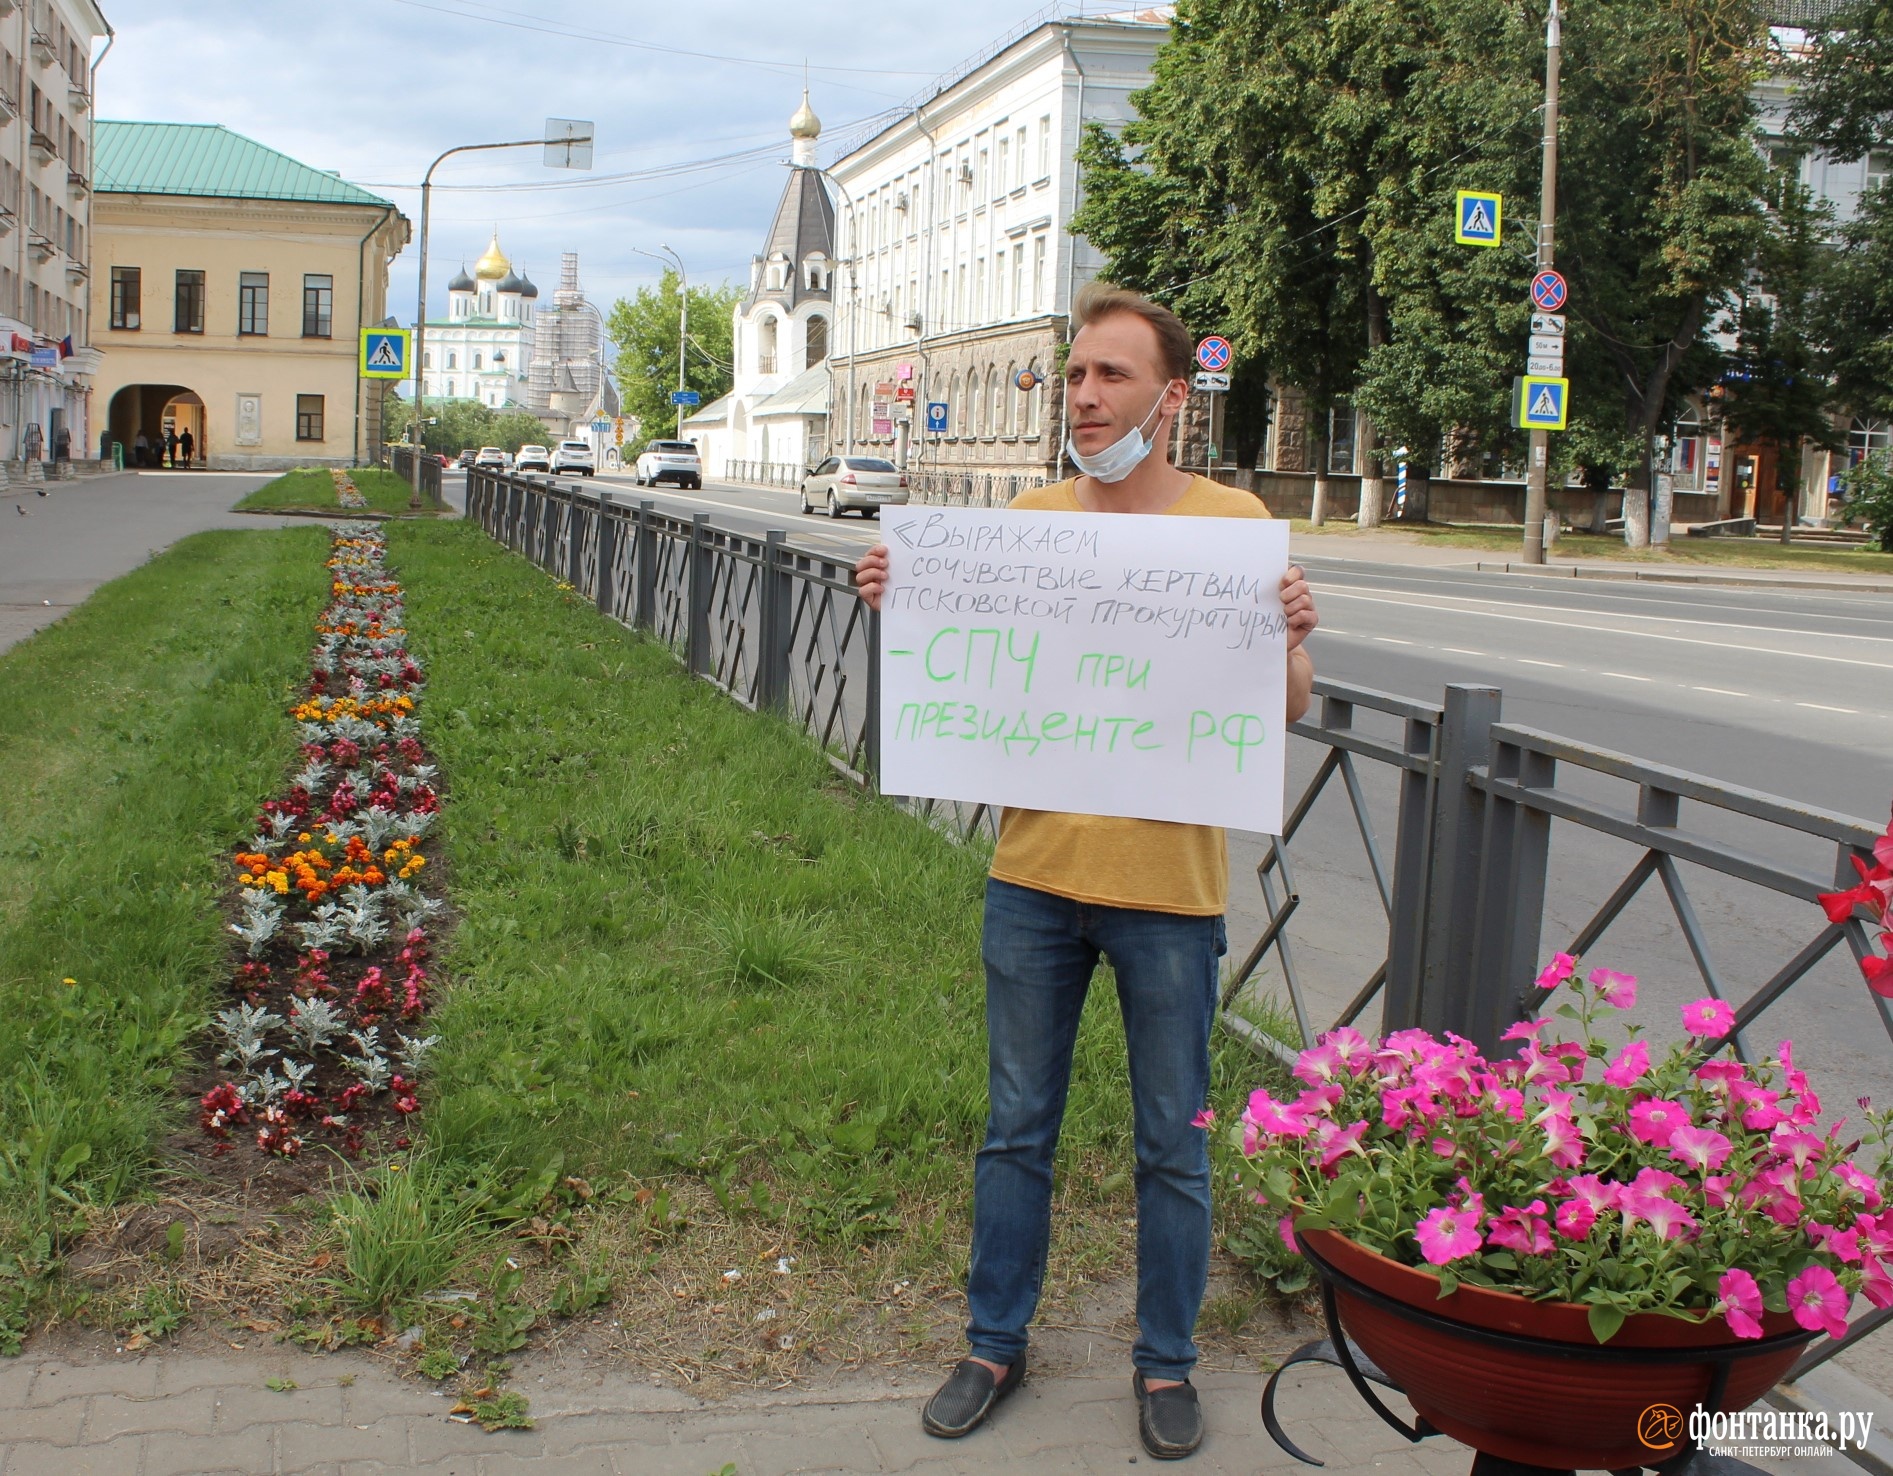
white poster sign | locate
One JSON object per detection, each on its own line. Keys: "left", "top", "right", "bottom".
{"left": 878, "top": 505, "right": 1291, "bottom": 832}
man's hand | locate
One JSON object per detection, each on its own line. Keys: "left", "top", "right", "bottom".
{"left": 1281, "top": 564, "right": 1318, "bottom": 651}
{"left": 854, "top": 543, "right": 890, "bottom": 611}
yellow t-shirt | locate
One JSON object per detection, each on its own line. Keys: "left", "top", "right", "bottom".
{"left": 987, "top": 474, "right": 1272, "bottom": 916}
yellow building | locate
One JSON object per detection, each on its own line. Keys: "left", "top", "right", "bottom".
{"left": 89, "top": 122, "right": 408, "bottom": 468}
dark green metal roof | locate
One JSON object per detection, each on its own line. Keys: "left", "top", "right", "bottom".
{"left": 93, "top": 121, "right": 393, "bottom": 207}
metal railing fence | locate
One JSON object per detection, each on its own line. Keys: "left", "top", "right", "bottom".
{"left": 723, "top": 460, "right": 804, "bottom": 490}
{"left": 466, "top": 467, "right": 1888, "bottom": 1384}
{"left": 387, "top": 444, "right": 442, "bottom": 506}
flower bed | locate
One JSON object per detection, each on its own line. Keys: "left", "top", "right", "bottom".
{"left": 200, "top": 521, "right": 445, "bottom": 1160}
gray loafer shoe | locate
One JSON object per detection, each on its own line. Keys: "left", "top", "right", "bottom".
{"left": 1133, "top": 1369, "right": 1202, "bottom": 1459}
{"left": 922, "top": 1356, "right": 1025, "bottom": 1438}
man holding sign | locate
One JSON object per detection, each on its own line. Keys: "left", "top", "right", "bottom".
{"left": 854, "top": 284, "right": 1316, "bottom": 1460}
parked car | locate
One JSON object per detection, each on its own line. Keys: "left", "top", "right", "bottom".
{"left": 551, "top": 439, "right": 595, "bottom": 476}
{"left": 515, "top": 444, "right": 551, "bottom": 472}
{"left": 635, "top": 439, "right": 702, "bottom": 489}
{"left": 800, "top": 455, "right": 907, "bottom": 517}
{"left": 456, "top": 448, "right": 476, "bottom": 468}
{"left": 474, "top": 446, "right": 507, "bottom": 470}
{"left": 436, "top": 452, "right": 453, "bottom": 469}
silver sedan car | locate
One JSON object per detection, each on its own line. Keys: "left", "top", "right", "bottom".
{"left": 799, "top": 455, "right": 908, "bottom": 518}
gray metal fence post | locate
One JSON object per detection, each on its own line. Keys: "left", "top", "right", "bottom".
{"left": 595, "top": 497, "right": 616, "bottom": 617}
{"left": 567, "top": 492, "right": 587, "bottom": 590}
{"left": 688, "top": 512, "right": 712, "bottom": 676}
{"left": 757, "top": 531, "right": 792, "bottom": 713}
{"left": 1380, "top": 711, "right": 1440, "bottom": 1032}
{"left": 1417, "top": 684, "right": 1501, "bottom": 1038}
{"left": 864, "top": 605, "right": 882, "bottom": 783}
{"left": 1467, "top": 735, "right": 1554, "bottom": 1053}
{"left": 635, "top": 501, "right": 657, "bottom": 631}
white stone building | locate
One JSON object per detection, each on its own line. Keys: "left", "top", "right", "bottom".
{"left": 0, "top": 0, "right": 110, "bottom": 463}
{"left": 688, "top": 93, "right": 835, "bottom": 479}
{"left": 820, "top": 10, "right": 1170, "bottom": 495}
{"left": 418, "top": 232, "right": 536, "bottom": 409}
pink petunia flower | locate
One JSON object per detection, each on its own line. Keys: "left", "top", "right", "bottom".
{"left": 1312, "top": 1118, "right": 1369, "bottom": 1173}
{"left": 1834, "top": 1163, "right": 1884, "bottom": 1210}
{"left": 1808, "top": 1222, "right": 1863, "bottom": 1264}
{"left": 1414, "top": 1202, "right": 1484, "bottom": 1265}
{"left": 1717, "top": 1268, "right": 1765, "bottom": 1339}
{"left": 1668, "top": 1125, "right": 1733, "bottom": 1172}
{"left": 1589, "top": 968, "right": 1639, "bottom": 1010}
{"left": 1770, "top": 1126, "right": 1825, "bottom": 1171}
{"left": 1244, "top": 1090, "right": 1314, "bottom": 1139}
{"left": 1731, "top": 1081, "right": 1788, "bottom": 1131}
{"left": 1485, "top": 1200, "right": 1553, "bottom": 1256}
{"left": 1535, "top": 952, "right": 1577, "bottom": 990}
{"left": 1621, "top": 1189, "right": 1697, "bottom": 1241}
{"left": 1278, "top": 1215, "right": 1300, "bottom": 1253}
{"left": 1786, "top": 1265, "right": 1851, "bottom": 1339}
{"left": 1681, "top": 997, "right": 1737, "bottom": 1037}
{"left": 1293, "top": 1041, "right": 1345, "bottom": 1086}
{"left": 1565, "top": 1174, "right": 1621, "bottom": 1215}
{"left": 1554, "top": 1198, "right": 1597, "bottom": 1240}
{"left": 1860, "top": 1256, "right": 1893, "bottom": 1310}
{"left": 1502, "top": 1016, "right": 1549, "bottom": 1042}
{"left": 1540, "top": 1112, "right": 1586, "bottom": 1169}
{"left": 1603, "top": 1040, "right": 1651, "bottom": 1088}
{"left": 1629, "top": 1098, "right": 1693, "bottom": 1146}
{"left": 1190, "top": 1107, "right": 1215, "bottom": 1129}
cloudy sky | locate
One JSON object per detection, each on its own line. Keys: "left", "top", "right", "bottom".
{"left": 98, "top": 0, "right": 1092, "bottom": 339}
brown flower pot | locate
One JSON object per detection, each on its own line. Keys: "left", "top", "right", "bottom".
{"left": 1298, "top": 1228, "right": 1817, "bottom": 1471}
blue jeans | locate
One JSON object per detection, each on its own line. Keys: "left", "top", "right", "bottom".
{"left": 966, "top": 877, "right": 1226, "bottom": 1382}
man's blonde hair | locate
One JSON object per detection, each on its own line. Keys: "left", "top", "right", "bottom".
{"left": 1071, "top": 280, "right": 1195, "bottom": 383}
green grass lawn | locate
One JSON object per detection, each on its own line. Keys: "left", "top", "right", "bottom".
{"left": 233, "top": 466, "right": 433, "bottom": 516}
{"left": 0, "top": 527, "right": 328, "bottom": 1265}
{"left": 1289, "top": 519, "right": 1893, "bottom": 575}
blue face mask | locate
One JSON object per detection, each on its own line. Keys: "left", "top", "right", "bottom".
{"left": 1065, "top": 387, "right": 1173, "bottom": 483}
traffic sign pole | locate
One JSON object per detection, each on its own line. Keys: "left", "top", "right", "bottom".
{"left": 1521, "top": 0, "right": 1561, "bottom": 565}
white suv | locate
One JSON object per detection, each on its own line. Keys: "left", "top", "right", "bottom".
{"left": 551, "top": 439, "right": 595, "bottom": 476}
{"left": 635, "top": 440, "right": 702, "bottom": 490}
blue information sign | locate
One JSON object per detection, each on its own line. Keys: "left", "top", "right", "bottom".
{"left": 670, "top": 389, "right": 701, "bottom": 407}
{"left": 925, "top": 402, "right": 948, "bottom": 434}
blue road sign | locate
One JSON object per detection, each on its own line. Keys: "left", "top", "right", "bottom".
{"left": 1454, "top": 190, "right": 1502, "bottom": 247}
{"left": 670, "top": 389, "right": 701, "bottom": 407}
{"left": 925, "top": 401, "right": 948, "bottom": 434}
{"left": 1513, "top": 375, "right": 1569, "bottom": 431}
{"left": 1195, "top": 335, "right": 1232, "bottom": 372}
{"left": 359, "top": 328, "right": 410, "bottom": 379}
{"left": 1530, "top": 270, "right": 1568, "bottom": 312}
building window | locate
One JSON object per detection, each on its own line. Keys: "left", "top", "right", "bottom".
{"left": 109, "top": 265, "right": 139, "bottom": 329}
{"left": 1012, "top": 245, "right": 1024, "bottom": 318}
{"left": 174, "top": 269, "right": 205, "bottom": 334}
{"left": 1868, "top": 151, "right": 1891, "bottom": 198}
{"left": 1038, "top": 115, "right": 1051, "bottom": 179}
{"left": 445, "top": 379, "right": 456, "bottom": 398}
{"left": 1329, "top": 405, "right": 1358, "bottom": 474}
{"left": 1849, "top": 416, "right": 1891, "bottom": 467}
{"left": 806, "top": 314, "right": 827, "bottom": 367}
{"left": 447, "top": 352, "right": 457, "bottom": 370}
{"left": 1027, "top": 367, "right": 1042, "bottom": 436}
{"left": 238, "top": 271, "right": 268, "bottom": 336}
{"left": 1032, "top": 235, "right": 1047, "bottom": 311}
{"left": 295, "top": 394, "right": 325, "bottom": 441}
{"left": 472, "top": 351, "right": 482, "bottom": 370}
{"left": 1668, "top": 405, "right": 1703, "bottom": 490}
{"left": 422, "top": 351, "right": 432, "bottom": 369}
{"left": 302, "top": 274, "right": 333, "bottom": 337}
{"left": 997, "top": 135, "right": 1009, "bottom": 194}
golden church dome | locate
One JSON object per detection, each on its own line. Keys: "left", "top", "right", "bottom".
{"left": 788, "top": 90, "right": 821, "bottom": 141}
{"left": 474, "top": 231, "right": 511, "bottom": 281}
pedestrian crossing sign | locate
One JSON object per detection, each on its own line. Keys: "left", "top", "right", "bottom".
{"left": 1455, "top": 190, "right": 1502, "bottom": 247}
{"left": 1513, "top": 374, "right": 1569, "bottom": 431}
{"left": 359, "top": 328, "right": 411, "bottom": 380}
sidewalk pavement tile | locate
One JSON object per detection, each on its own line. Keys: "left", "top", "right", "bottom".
{"left": 472, "top": 1448, "right": 620, "bottom": 1475}
{"left": 0, "top": 1396, "right": 87, "bottom": 1445}
{"left": 728, "top": 1421, "right": 884, "bottom": 1472}
{"left": 3, "top": 1445, "right": 126, "bottom": 1476}
{"left": 141, "top": 1423, "right": 276, "bottom": 1476}
{"left": 22, "top": 1356, "right": 160, "bottom": 1403}
{"left": 214, "top": 1382, "right": 349, "bottom": 1432}
{"left": 276, "top": 1414, "right": 415, "bottom": 1468}
{"left": 80, "top": 1385, "right": 220, "bottom": 1441}
{"left": 0, "top": 1361, "right": 37, "bottom": 1409}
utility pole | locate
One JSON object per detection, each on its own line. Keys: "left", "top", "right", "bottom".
{"left": 1520, "top": 0, "right": 1561, "bottom": 564}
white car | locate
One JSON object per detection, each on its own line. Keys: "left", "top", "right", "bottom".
{"left": 635, "top": 440, "right": 702, "bottom": 489}
{"left": 551, "top": 439, "right": 595, "bottom": 476}
{"left": 515, "top": 444, "right": 550, "bottom": 472}
{"left": 800, "top": 455, "right": 908, "bottom": 517}
{"left": 474, "top": 445, "right": 507, "bottom": 471}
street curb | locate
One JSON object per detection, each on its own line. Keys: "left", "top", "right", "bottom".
{"left": 1765, "top": 1361, "right": 1893, "bottom": 1476}
{"left": 1473, "top": 559, "right": 1893, "bottom": 595}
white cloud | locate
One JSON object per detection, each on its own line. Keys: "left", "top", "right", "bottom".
{"left": 98, "top": 0, "right": 1071, "bottom": 331}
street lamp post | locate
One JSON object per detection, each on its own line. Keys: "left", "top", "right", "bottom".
{"left": 632, "top": 245, "right": 689, "bottom": 438}
{"left": 807, "top": 165, "right": 859, "bottom": 457}
{"left": 409, "top": 121, "right": 593, "bottom": 508}
{"left": 1520, "top": 0, "right": 1562, "bottom": 564}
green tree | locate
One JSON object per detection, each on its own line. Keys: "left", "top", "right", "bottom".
{"left": 1717, "top": 169, "right": 1840, "bottom": 542}
{"left": 1824, "top": 185, "right": 1893, "bottom": 424}
{"left": 383, "top": 395, "right": 550, "bottom": 457}
{"left": 1787, "top": 0, "right": 1893, "bottom": 159}
{"left": 605, "top": 270, "right": 740, "bottom": 440}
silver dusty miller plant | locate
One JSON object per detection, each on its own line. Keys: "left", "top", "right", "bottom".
{"left": 213, "top": 1002, "right": 283, "bottom": 1078}
{"left": 229, "top": 891, "right": 284, "bottom": 959}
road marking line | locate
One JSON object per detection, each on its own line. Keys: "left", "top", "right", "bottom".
{"left": 1796, "top": 701, "right": 1858, "bottom": 714}
{"left": 1599, "top": 671, "right": 1652, "bottom": 681}
{"left": 1692, "top": 686, "right": 1748, "bottom": 696}
{"left": 1519, "top": 658, "right": 1565, "bottom": 667}
{"left": 1317, "top": 589, "right": 1893, "bottom": 669}
{"left": 1373, "top": 636, "right": 1413, "bottom": 645}
{"left": 1441, "top": 647, "right": 1485, "bottom": 656}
